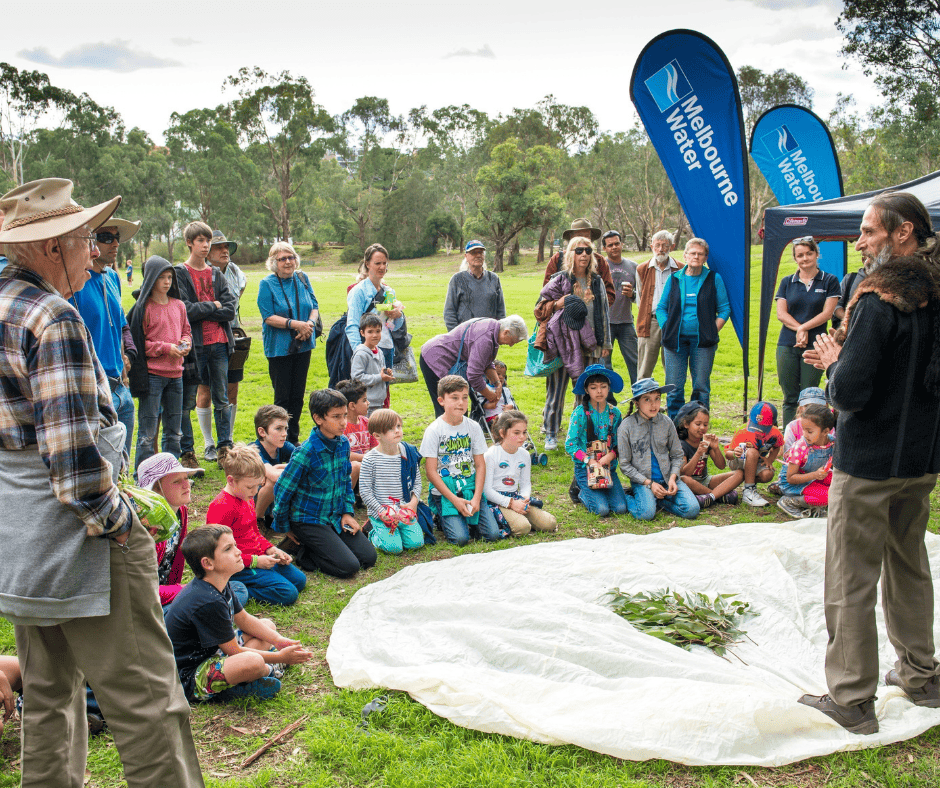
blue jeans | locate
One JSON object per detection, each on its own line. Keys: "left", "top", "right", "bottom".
{"left": 609, "top": 322, "right": 639, "bottom": 385}
{"left": 574, "top": 463, "right": 628, "bottom": 516}
{"left": 181, "top": 342, "right": 231, "bottom": 453}
{"left": 429, "top": 494, "right": 501, "bottom": 546}
{"left": 626, "top": 479, "right": 700, "bottom": 521}
{"left": 663, "top": 337, "right": 717, "bottom": 419}
{"left": 231, "top": 563, "right": 307, "bottom": 606}
{"left": 111, "top": 383, "right": 135, "bottom": 458}
{"left": 136, "top": 374, "right": 183, "bottom": 469}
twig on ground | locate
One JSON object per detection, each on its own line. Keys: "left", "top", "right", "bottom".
{"left": 238, "top": 714, "right": 308, "bottom": 768}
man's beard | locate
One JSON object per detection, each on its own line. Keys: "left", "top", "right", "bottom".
{"left": 865, "top": 242, "right": 893, "bottom": 274}
{"left": 654, "top": 252, "right": 669, "bottom": 264}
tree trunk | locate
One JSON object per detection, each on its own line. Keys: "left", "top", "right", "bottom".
{"left": 537, "top": 224, "right": 550, "bottom": 264}
{"left": 166, "top": 234, "right": 175, "bottom": 263}
{"left": 492, "top": 241, "right": 506, "bottom": 273}
{"left": 508, "top": 238, "right": 520, "bottom": 266}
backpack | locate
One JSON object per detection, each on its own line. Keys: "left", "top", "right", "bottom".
{"left": 325, "top": 286, "right": 384, "bottom": 388}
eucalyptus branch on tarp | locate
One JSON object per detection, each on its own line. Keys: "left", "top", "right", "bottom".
{"left": 604, "top": 588, "right": 757, "bottom": 662}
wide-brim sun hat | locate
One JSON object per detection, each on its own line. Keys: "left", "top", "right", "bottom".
{"left": 573, "top": 363, "right": 624, "bottom": 396}
{"left": 0, "top": 178, "right": 121, "bottom": 244}
{"left": 562, "top": 218, "right": 602, "bottom": 242}
{"left": 98, "top": 217, "right": 141, "bottom": 244}
{"left": 137, "top": 452, "right": 202, "bottom": 491}
{"left": 211, "top": 229, "right": 237, "bottom": 255}
{"left": 625, "top": 377, "right": 676, "bottom": 402}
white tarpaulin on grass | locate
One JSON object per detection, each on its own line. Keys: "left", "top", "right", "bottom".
{"left": 327, "top": 519, "right": 940, "bottom": 766}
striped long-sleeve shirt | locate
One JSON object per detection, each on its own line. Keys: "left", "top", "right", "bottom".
{"left": 0, "top": 264, "right": 131, "bottom": 537}
{"left": 359, "top": 446, "right": 421, "bottom": 519}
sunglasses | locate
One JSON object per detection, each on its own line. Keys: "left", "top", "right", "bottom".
{"left": 95, "top": 231, "right": 120, "bottom": 244}
{"left": 792, "top": 235, "right": 815, "bottom": 246}
{"left": 601, "top": 230, "right": 621, "bottom": 241}
{"left": 276, "top": 255, "right": 297, "bottom": 264}
{"left": 574, "top": 247, "right": 592, "bottom": 256}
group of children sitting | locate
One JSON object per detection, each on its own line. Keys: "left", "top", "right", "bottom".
{"left": 559, "top": 365, "right": 835, "bottom": 523}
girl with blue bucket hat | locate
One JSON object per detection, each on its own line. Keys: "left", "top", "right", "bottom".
{"left": 616, "top": 377, "right": 701, "bottom": 520}
{"left": 564, "top": 365, "right": 628, "bottom": 516}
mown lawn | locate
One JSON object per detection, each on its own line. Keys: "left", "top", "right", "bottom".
{"left": 2, "top": 246, "right": 940, "bottom": 787}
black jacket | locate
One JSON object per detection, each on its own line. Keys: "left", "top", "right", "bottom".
{"left": 828, "top": 256, "right": 940, "bottom": 480}
{"left": 173, "top": 262, "right": 237, "bottom": 356}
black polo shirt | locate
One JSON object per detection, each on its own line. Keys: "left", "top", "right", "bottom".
{"left": 775, "top": 269, "right": 840, "bottom": 347}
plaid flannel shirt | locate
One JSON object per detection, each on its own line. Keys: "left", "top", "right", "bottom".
{"left": 0, "top": 264, "right": 131, "bottom": 537}
{"left": 271, "top": 427, "right": 355, "bottom": 534}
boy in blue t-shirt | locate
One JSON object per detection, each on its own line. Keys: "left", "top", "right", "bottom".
{"left": 253, "top": 405, "right": 296, "bottom": 529}
{"left": 164, "top": 525, "right": 312, "bottom": 702}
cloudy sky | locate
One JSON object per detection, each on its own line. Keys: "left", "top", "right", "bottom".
{"left": 6, "top": 0, "right": 878, "bottom": 143}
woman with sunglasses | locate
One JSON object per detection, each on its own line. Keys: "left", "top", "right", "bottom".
{"left": 774, "top": 236, "right": 840, "bottom": 425}
{"left": 257, "top": 242, "right": 319, "bottom": 444}
{"left": 536, "top": 236, "right": 613, "bottom": 450}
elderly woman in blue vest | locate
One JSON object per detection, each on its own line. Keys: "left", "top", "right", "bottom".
{"left": 655, "top": 238, "right": 730, "bottom": 419}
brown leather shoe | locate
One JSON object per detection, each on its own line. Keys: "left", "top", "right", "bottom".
{"left": 885, "top": 670, "right": 940, "bottom": 707}
{"left": 178, "top": 451, "right": 205, "bottom": 477}
{"left": 798, "top": 693, "right": 878, "bottom": 734}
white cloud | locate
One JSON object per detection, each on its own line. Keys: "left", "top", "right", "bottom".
{"left": 171, "top": 37, "right": 200, "bottom": 47}
{"left": 19, "top": 40, "right": 182, "bottom": 72}
{"left": 444, "top": 44, "right": 496, "bottom": 60}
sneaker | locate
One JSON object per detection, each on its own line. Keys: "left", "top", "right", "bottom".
{"left": 885, "top": 670, "right": 940, "bottom": 708}
{"left": 203, "top": 444, "right": 218, "bottom": 462}
{"left": 695, "top": 494, "right": 715, "bottom": 509}
{"left": 544, "top": 436, "right": 558, "bottom": 451}
{"left": 529, "top": 497, "right": 544, "bottom": 509}
{"left": 268, "top": 658, "right": 287, "bottom": 680}
{"left": 777, "top": 496, "right": 806, "bottom": 518}
{"left": 216, "top": 444, "right": 230, "bottom": 466}
{"left": 87, "top": 711, "right": 107, "bottom": 736}
{"left": 797, "top": 693, "right": 878, "bottom": 735}
{"left": 217, "top": 676, "right": 281, "bottom": 701}
{"left": 727, "top": 454, "right": 745, "bottom": 471}
{"left": 178, "top": 451, "right": 205, "bottom": 478}
{"left": 717, "top": 490, "right": 739, "bottom": 505}
{"left": 767, "top": 482, "right": 783, "bottom": 497}
{"left": 568, "top": 478, "right": 580, "bottom": 504}
{"left": 742, "top": 486, "right": 769, "bottom": 507}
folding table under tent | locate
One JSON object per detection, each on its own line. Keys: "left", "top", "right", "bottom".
{"left": 758, "top": 169, "right": 940, "bottom": 397}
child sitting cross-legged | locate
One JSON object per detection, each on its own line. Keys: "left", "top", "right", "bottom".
{"left": 206, "top": 444, "right": 307, "bottom": 606}
{"left": 674, "top": 401, "right": 743, "bottom": 509}
{"left": 272, "top": 389, "right": 377, "bottom": 578}
{"left": 164, "top": 526, "right": 313, "bottom": 702}
{"left": 776, "top": 403, "right": 836, "bottom": 519}
{"left": 617, "top": 377, "right": 700, "bottom": 521}
{"left": 359, "top": 408, "right": 426, "bottom": 554}
{"left": 335, "top": 379, "right": 377, "bottom": 489}
{"left": 485, "top": 410, "right": 558, "bottom": 535}
{"left": 421, "top": 374, "right": 501, "bottom": 545}
{"left": 565, "top": 365, "right": 629, "bottom": 517}
{"left": 727, "top": 402, "right": 784, "bottom": 507}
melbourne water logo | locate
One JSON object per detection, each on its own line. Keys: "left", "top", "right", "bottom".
{"left": 760, "top": 125, "right": 799, "bottom": 160}
{"left": 645, "top": 60, "right": 693, "bottom": 112}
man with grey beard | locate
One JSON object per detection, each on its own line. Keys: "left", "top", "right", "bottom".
{"left": 799, "top": 192, "right": 940, "bottom": 735}
{"left": 635, "top": 230, "right": 681, "bottom": 379}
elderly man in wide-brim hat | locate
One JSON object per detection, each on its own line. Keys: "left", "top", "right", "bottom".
{"left": 0, "top": 178, "right": 204, "bottom": 787}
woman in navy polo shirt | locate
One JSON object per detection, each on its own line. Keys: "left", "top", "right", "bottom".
{"left": 775, "top": 236, "right": 840, "bottom": 425}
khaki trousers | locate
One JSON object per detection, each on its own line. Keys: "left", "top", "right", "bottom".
{"left": 824, "top": 469, "right": 940, "bottom": 706}
{"left": 15, "top": 517, "right": 204, "bottom": 788}
{"left": 637, "top": 317, "right": 665, "bottom": 380}
{"left": 499, "top": 505, "right": 558, "bottom": 536}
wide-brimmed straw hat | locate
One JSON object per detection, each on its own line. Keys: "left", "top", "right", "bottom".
{"left": 0, "top": 178, "right": 120, "bottom": 244}
{"left": 562, "top": 218, "right": 602, "bottom": 242}
{"left": 98, "top": 217, "right": 141, "bottom": 244}
{"left": 137, "top": 452, "right": 202, "bottom": 491}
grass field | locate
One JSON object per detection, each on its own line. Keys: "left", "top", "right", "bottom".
{"left": 2, "top": 246, "right": 940, "bottom": 787}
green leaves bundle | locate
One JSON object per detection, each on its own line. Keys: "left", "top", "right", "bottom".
{"left": 119, "top": 478, "right": 180, "bottom": 543}
{"left": 604, "top": 588, "right": 755, "bottom": 659}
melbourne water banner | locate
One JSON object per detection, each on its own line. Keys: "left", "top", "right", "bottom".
{"left": 630, "top": 29, "right": 751, "bottom": 402}
{"left": 750, "top": 104, "right": 845, "bottom": 279}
